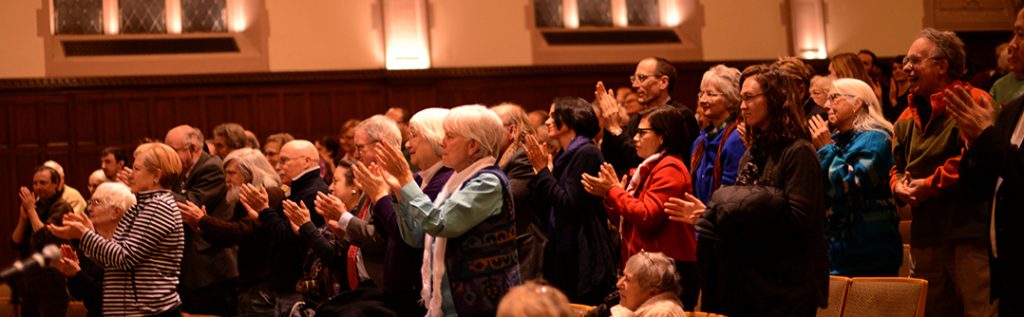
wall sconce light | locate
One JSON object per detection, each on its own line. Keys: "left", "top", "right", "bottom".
{"left": 383, "top": 0, "right": 431, "bottom": 70}
{"left": 789, "top": 0, "right": 828, "bottom": 59}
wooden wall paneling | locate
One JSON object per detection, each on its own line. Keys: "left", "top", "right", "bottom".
{"left": 123, "top": 98, "right": 154, "bottom": 142}
{"left": 73, "top": 99, "right": 99, "bottom": 148}
{"left": 333, "top": 91, "right": 360, "bottom": 125}
{"left": 0, "top": 100, "right": 9, "bottom": 150}
{"left": 282, "top": 92, "right": 310, "bottom": 140}
{"left": 230, "top": 94, "right": 255, "bottom": 130}
{"left": 357, "top": 90, "right": 386, "bottom": 121}
{"left": 253, "top": 93, "right": 282, "bottom": 139}
{"left": 309, "top": 91, "right": 337, "bottom": 139}
{"left": 40, "top": 100, "right": 71, "bottom": 149}
{"left": 96, "top": 99, "right": 127, "bottom": 145}
{"left": 204, "top": 95, "right": 229, "bottom": 134}
{"left": 151, "top": 97, "right": 177, "bottom": 140}
{"left": 0, "top": 153, "right": 14, "bottom": 266}
{"left": 175, "top": 96, "right": 203, "bottom": 128}
{"left": 11, "top": 101, "right": 41, "bottom": 149}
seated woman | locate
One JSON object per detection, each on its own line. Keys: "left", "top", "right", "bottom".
{"left": 611, "top": 251, "right": 686, "bottom": 317}
{"left": 53, "top": 182, "right": 137, "bottom": 317}
{"left": 666, "top": 65, "right": 828, "bottom": 317}
{"left": 50, "top": 142, "right": 186, "bottom": 317}
{"left": 582, "top": 107, "right": 698, "bottom": 309}
{"left": 374, "top": 104, "right": 522, "bottom": 317}
{"left": 283, "top": 161, "right": 361, "bottom": 309}
{"left": 808, "top": 78, "right": 902, "bottom": 276}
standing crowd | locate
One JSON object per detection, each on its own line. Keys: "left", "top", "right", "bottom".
{"left": 9, "top": 14, "right": 1024, "bottom": 317}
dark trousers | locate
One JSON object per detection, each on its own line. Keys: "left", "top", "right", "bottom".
{"left": 180, "top": 279, "right": 238, "bottom": 316}
{"left": 150, "top": 307, "right": 182, "bottom": 317}
{"left": 674, "top": 260, "right": 699, "bottom": 311}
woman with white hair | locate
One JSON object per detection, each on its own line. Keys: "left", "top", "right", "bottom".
{"left": 690, "top": 64, "right": 747, "bottom": 205}
{"left": 808, "top": 78, "right": 902, "bottom": 276}
{"left": 612, "top": 251, "right": 686, "bottom": 317}
{"left": 53, "top": 182, "right": 137, "bottom": 317}
{"left": 371, "top": 104, "right": 522, "bottom": 316}
{"left": 179, "top": 148, "right": 286, "bottom": 316}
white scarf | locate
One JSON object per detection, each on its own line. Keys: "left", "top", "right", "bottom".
{"left": 421, "top": 156, "right": 497, "bottom": 317}
{"left": 626, "top": 152, "right": 663, "bottom": 196}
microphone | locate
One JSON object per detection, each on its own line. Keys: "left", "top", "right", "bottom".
{"left": 0, "top": 244, "right": 61, "bottom": 282}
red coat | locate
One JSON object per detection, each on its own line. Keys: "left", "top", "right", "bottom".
{"left": 604, "top": 154, "right": 697, "bottom": 264}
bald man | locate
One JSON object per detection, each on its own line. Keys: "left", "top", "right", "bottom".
{"left": 164, "top": 125, "right": 238, "bottom": 316}
{"left": 257, "top": 139, "right": 330, "bottom": 315}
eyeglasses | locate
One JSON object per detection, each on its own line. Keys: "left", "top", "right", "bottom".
{"left": 355, "top": 140, "right": 379, "bottom": 152}
{"left": 629, "top": 73, "right": 660, "bottom": 84}
{"left": 739, "top": 93, "right": 765, "bottom": 103}
{"left": 902, "top": 55, "right": 942, "bottom": 66}
{"left": 697, "top": 91, "right": 724, "bottom": 99}
{"left": 827, "top": 93, "right": 856, "bottom": 103}
{"left": 88, "top": 199, "right": 108, "bottom": 207}
{"left": 636, "top": 127, "right": 657, "bottom": 137}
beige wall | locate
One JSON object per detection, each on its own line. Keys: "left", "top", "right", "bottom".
{"left": 266, "top": 0, "right": 384, "bottom": 71}
{"left": 824, "top": 0, "right": 924, "bottom": 57}
{"left": 0, "top": 1, "right": 46, "bottom": 78}
{"left": 429, "top": 0, "right": 533, "bottom": 67}
{"left": 0, "top": 0, "right": 937, "bottom": 78}
{"left": 700, "top": 0, "right": 791, "bottom": 60}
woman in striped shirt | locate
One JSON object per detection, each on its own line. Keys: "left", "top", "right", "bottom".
{"left": 50, "top": 142, "right": 186, "bottom": 317}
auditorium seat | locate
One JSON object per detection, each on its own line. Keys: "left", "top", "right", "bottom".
{"left": 687, "top": 311, "right": 727, "bottom": 317}
{"left": 816, "top": 275, "right": 851, "bottom": 317}
{"left": 840, "top": 277, "right": 927, "bottom": 317}
{"left": 0, "top": 284, "right": 12, "bottom": 317}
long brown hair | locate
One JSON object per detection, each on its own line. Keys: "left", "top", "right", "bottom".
{"left": 738, "top": 64, "right": 810, "bottom": 184}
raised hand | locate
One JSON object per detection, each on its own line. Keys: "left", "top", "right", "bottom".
{"left": 523, "top": 134, "right": 552, "bottom": 173}
{"left": 239, "top": 184, "right": 270, "bottom": 215}
{"left": 807, "top": 115, "right": 833, "bottom": 149}
{"left": 176, "top": 200, "right": 207, "bottom": 230}
{"left": 581, "top": 163, "right": 620, "bottom": 197}
{"left": 19, "top": 186, "right": 36, "bottom": 212}
{"left": 47, "top": 213, "right": 93, "bottom": 240}
{"left": 945, "top": 85, "right": 997, "bottom": 143}
{"left": 353, "top": 162, "right": 390, "bottom": 204}
{"left": 595, "top": 81, "right": 623, "bottom": 130}
{"left": 282, "top": 200, "right": 311, "bottom": 229}
{"left": 117, "top": 167, "right": 134, "bottom": 185}
{"left": 314, "top": 192, "right": 346, "bottom": 222}
{"left": 664, "top": 193, "right": 706, "bottom": 224}
{"left": 375, "top": 142, "right": 415, "bottom": 189}
{"left": 52, "top": 244, "right": 82, "bottom": 277}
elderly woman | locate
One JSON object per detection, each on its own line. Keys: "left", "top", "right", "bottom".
{"left": 49, "top": 142, "right": 186, "bottom": 317}
{"left": 690, "top": 64, "right": 747, "bottom": 205}
{"left": 666, "top": 65, "right": 828, "bottom": 317}
{"left": 808, "top": 78, "right": 902, "bottom": 276}
{"left": 581, "top": 107, "right": 698, "bottom": 309}
{"left": 491, "top": 103, "right": 548, "bottom": 281}
{"left": 809, "top": 75, "right": 833, "bottom": 109}
{"left": 372, "top": 104, "right": 522, "bottom": 316}
{"left": 524, "top": 97, "right": 617, "bottom": 305}
{"left": 611, "top": 252, "right": 686, "bottom": 317}
{"left": 178, "top": 148, "right": 285, "bottom": 316}
{"left": 53, "top": 182, "right": 136, "bottom": 317}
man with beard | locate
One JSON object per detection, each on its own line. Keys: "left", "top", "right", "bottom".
{"left": 180, "top": 148, "right": 286, "bottom": 316}
{"left": 164, "top": 125, "right": 238, "bottom": 316}
{"left": 10, "top": 165, "right": 72, "bottom": 317}
{"left": 599, "top": 57, "right": 698, "bottom": 175}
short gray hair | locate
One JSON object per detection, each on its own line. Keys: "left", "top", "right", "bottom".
{"left": 93, "top": 182, "right": 136, "bottom": 213}
{"left": 224, "top": 148, "right": 282, "bottom": 188}
{"left": 919, "top": 28, "right": 966, "bottom": 81}
{"left": 357, "top": 115, "right": 402, "bottom": 148}
{"left": 700, "top": 64, "right": 742, "bottom": 112}
{"left": 444, "top": 105, "right": 505, "bottom": 161}
{"left": 625, "top": 251, "right": 681, "bottom": 295}
{"left": 409, "top": 108, "right": 449, "bottom": 157}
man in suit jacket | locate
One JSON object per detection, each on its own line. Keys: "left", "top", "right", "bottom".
{"left": 950, "top": 10, "right": 1024, "bottom": 316}
{"left": 164, "top": 125, "right": 238, "bottom": 316}
{"left": 601, "top": 57, "right": 699, "bottom": 175}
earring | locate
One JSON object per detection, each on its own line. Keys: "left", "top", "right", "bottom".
{"left": 351, "top": 189, "right": 357, "bottom": 195}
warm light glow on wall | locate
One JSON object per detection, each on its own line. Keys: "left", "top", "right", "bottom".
{"left": 103, "top": 0, "right": 119, "bottom": 34}
{"left": 660, "top": 0, "right": 682, "bottom": 27}
{"left": 383, "top": 0, "right": 430, "bottom": 70}
{"left": 611, "top": 0, "right": 627, "bottom": 27}
{"left": 227, "top": 0, "right": 248, "bottom": 32}
{"left": 562, "top": 0, "right": 579, "bottom": 29}
{"left": 166, "top": 0, "right": 182, "bottom": 34}
{"left": 790, "top": 0, "right": 828, "bottom": 59}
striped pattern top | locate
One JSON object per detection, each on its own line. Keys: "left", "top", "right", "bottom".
{"left": 80, "top": 189, "right": 184, "bottom": 317}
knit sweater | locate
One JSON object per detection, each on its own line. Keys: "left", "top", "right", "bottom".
{"left": 889, "top": 81, "right": 991, "bottom": 246}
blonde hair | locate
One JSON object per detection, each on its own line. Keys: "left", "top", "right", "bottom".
{"left": 444, "top": 105, "right": 506, "bottom": 161}
{"left": 133, "top": 142, "right": 182, "bottom": 189}
{"left": 831, "top": 78, "right": 893, "bottom": 134}
{"left": 497, "top": 281, "right": 574, "bottom": 317}
{"left": 409, "top": 108, "right": 450, "bottom": 157}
